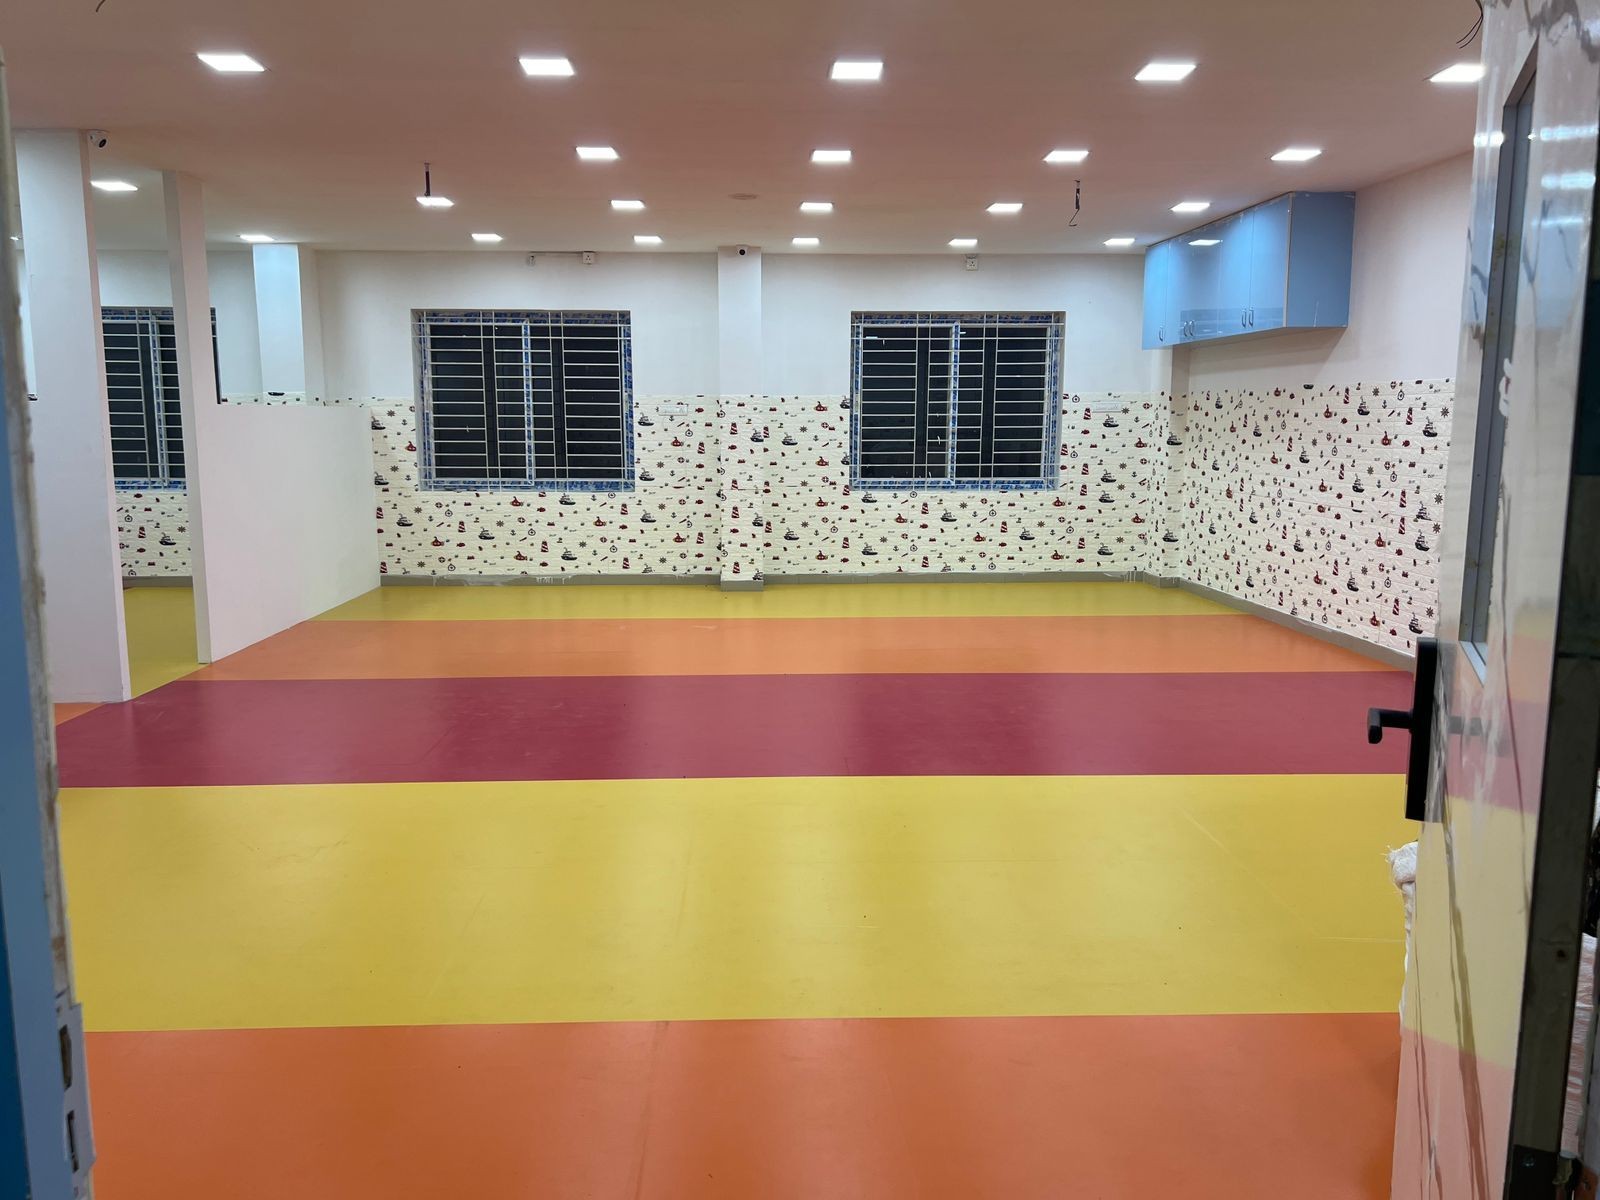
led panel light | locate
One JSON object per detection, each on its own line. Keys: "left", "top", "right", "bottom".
{"left": 577, "top": 146, "right": 619, "bottom": 161}
{"left": 471, "top": 233, "right": 503, "bottom": 243}
{"left": 417, "top": 195, "right": 454, "bottom": 208}
{"left": 1103, "top": 237, "right": 1136, "bottom": 247}
{"left": 1271, "top": 147, "right": 1323, "bottom": 162}
{"left": 519, "top": 56, "right": 574, "bottom": 77}
{"left": 238, "top": 233, "right": 275, "bottom": 243}
{"left": 1044, "top": 149, "right": 1089, "bottom": 164}
{"left": 634, "top": 234, "right": 662, "bottom": 245}
{"left": 800, "top": 201, "right": 834, "bottom": 213}
{"left": 792, "top": 236, "right": 820, "bottom": 246}
{"left": 812, "top": 148, "right": 852, "bottom": 164}
{"left": 949, "top": 238, "right": 978, "bottom": 248}
{"left": 1135, "top": 61, "right": 1195, "bottom": 82}
{"left": 197, "top": 52, "right": 264, "bottom": 73}
{"left": 610, "top": 199, "right": 645, "bottom": 211}
{"left": 830, "top": 60, "right": 883, "bottom": 81}
{"left": 1171, "top": 200, "right": 1210, "bottom": 213}
{"left": 987, "top": 202, "right": 1023, "bottom": 214}
{"left": 91, "top": 180, "right": 138, "bottom": 192}
{"left": 1430, "top": 63, "right": 1485, "bottom": 84}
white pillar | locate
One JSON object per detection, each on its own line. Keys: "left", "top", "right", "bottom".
{"left": 252, "top": 244, "right": 325, "bottom": 402}
{"left": 715, "top": 247, "right": 765, "bottom": 589}
{"left": 15, "top": 131, "right": 130, "bottom": 702}
{"left": 164, "top": 170, "right": 219, "bottom": 662}
{"left": 716, "top": 245, "right": 762, "bottom": 395}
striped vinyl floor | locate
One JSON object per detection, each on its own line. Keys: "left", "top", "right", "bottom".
{"left": 56, "top": 582, "right": 1410, "bottom": 1198}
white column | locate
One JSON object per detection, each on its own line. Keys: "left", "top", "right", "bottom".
{"left": 252, "top": 244, "right": 325, "bottom": 402}
{"left": 715, "top": 247, "right": 765, "bottom": 589}
{"left": 716, "top": 246, "right": 762, "bottom": 395}
{"left": 15, "top": 131, "right": 130, "bottom": 701}
{"left": 164, "top": 170, "right": 219, "bottom": 661}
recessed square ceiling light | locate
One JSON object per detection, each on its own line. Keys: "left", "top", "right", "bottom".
{"left": 416, "top": 195, "right": 454, "bottom": 208}
{"left": 577, "top": 146, "right": 619, "bottom": 161}
{"left": 1135, "top": 61, "right": 1196, "bottom": 83}
{"left": 949, "top": 238, "right": 978, "bottom": 248}
{"left": 1271, "top": 146, "right": 1322, "bottom": 162}
{"left": 1044, "top": 149, "right": 1089, "bottom": 164}
{"left": 792, "top": 236, "right": 820, "bottom": 247}
{"left": 471, "top": 233, "right": 503, "bottom": 243}
{"left": 812, "top": 148, "right": 852, "bottom": 164}
{"left": 611, "top": 199, "right": 645, "bottom": 210}
{"left": 634, "top": 234, "right": 663, "bottom": 245}
{"left": 800, "top": 201, "right": 834, "bottom": 213}
{"left": 1103, "top": 237, "right": 1136, "bottom": 247}
{"left": 830, "top": 59, "right": 883, "bottom": 81}
{"left": 987, "top": 202, "right": 1023, "bottom": 214}
{"left": 238, "top": 232, "right": 275, "bottom": 243}
{"left": 519, "top": 56, "right": 574, "bottom": 77}
{"left": 1189, "top": 238, "right": 1220, "bottom": 247}
{"left": 1430, "top": 63, "right": 1485, "bottom": 84}
{"left": 1171, "top": 200, "right": 1210, "bottom": 213}
{"left": 197, "top": 52, "right": 265, "bottom": 73}
{"left": 90, "top": 179, "right": 138, "bottom": 192}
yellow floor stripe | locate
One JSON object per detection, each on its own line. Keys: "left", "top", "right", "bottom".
{"left": 123, "top": 587, "right": 201, "bottom": 696}
{"left": 320, "top": 580, "right": 1235, "bottom": 622}
{"left": 61, "top": 774, "right": 1413, "bottom": 1032}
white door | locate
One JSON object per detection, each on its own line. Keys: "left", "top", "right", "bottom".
{"left": 1387, "top": 1, "right": 1600, "bottom": 1194}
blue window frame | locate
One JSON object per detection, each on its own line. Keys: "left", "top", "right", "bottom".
{"left": 851, "top": 311, "right": 1062, "bottom": 490}
{"left": 415, "top": 309, "right": 635, "bottom": 492}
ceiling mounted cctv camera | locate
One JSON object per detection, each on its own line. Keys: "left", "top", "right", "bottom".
{"left": 87, "top": 130, "right": 109, "bottom": 149}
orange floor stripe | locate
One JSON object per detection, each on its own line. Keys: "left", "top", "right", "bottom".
{"left": 88, "top": 1013, "right": 1397, "bottom": 1200}
{"left": 54, "top": 702, "right": 99, "bottom": 725}
{"left": 192, "top": 612, "right": 1388, "bottom": 680}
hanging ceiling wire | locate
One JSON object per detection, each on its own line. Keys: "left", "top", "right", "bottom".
{"left": 1457, "top": 1, "right": 1484, "bottom": 48}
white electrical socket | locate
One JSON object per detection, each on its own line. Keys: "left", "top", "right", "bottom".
{"left": 964, "top": 255, "right": 979, "bottom": 272}
{"left": 582, "top": 251, "right": 596, "bottom": 265}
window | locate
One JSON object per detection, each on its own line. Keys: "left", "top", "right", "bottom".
{"left": 101, "top": 306, "right": 217, "bottom": 489}
{"left": 851, "top": 311, "right": 1062, "bottom": 488}
{"left": 415, "top": 310, "right": 634, "bottom": 491}
{"left": 1460, "top": 66, "right": 1535, "bottom": 659}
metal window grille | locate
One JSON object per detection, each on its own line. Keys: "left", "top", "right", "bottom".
{"left": 415, "top": 309, "right": 634, "bottom": 491}
{"left": 101, "top": 306, "right": 217, "bottom": 490}
{"left": 851, "top": 311, "right": 1062, "bottom": 489}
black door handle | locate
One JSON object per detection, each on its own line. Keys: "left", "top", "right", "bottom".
{"left": 1367, "top": 636, "right": 1438, "bottom": 822}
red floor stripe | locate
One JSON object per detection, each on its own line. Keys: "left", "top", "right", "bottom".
{"left": 88, "top": 1013, "right": 1399, "bottom": 1200}
{"left": 57, "top": 671, "right": 1409, "bottom": 786}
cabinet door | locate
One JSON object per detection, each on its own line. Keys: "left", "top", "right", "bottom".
{"left": 1248, "top": 194, "right": 1291, "bottom": 331}
{"left": 1216, "top": 210, "right": 1254, "bottom": 337}
{"left": 1141, "top": 241, "right": 1171, "bottom": 349}
{"left": 1179, "top": 224, "right": 1224, "bottom": 340}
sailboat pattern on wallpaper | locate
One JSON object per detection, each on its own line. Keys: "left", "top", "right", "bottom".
{"left": 1172, "top": 380, "right": 1454, "bottom": 654}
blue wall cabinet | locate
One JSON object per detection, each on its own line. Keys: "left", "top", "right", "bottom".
{"left": 1141, "top": 191, "right": 1354, "bottom": 349}
{"left": 1141, "top": 240, "right": 1173, "bottom": 346}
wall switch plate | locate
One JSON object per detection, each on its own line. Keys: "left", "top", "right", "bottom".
{"left": 964, "top": 255, "right": 979, "bottom": 272}
{"left": 582, "top": 251, "right": 596, "bottom": 265}
{"left": 658, "top": 402, "right": 690, "bottom": 414}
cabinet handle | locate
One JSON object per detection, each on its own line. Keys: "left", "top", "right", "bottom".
{"left": 1241, "top": 310, "right": 1247, "bottom": 328}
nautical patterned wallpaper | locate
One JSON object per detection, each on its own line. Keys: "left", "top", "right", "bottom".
{"left": 372, "top": 397, "right": 720, "bottom": 578}
{"left": 1169, "top": 380, "right": 1454, "bottom": 655}
{"left": 116, "top": 489, "right": 190, "bottom": 577}
{"left": 751, "top": 393, "right": 1170, "bottom": 575}
{"left": 116, "top": 381, "right": 1456, "bottom": 657}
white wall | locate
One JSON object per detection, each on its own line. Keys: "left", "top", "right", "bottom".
{"left": 195, "top": 404, "right": 374, "bottom": 659}
{"left": 761, "top": 253, "right": 1151, "bottom": 395}
{"left": 95, "top": 249, "right": 263, "bottom": 398}
{"left": 316, "top": 251, "right": 720, "bottom": 398}
{"left": 1179, "top": 154, "right": 1472, "bottom": 389}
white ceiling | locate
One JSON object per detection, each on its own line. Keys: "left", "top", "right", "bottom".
{"left": 1, "top": 0, "right": 1483, "bottom": 254}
